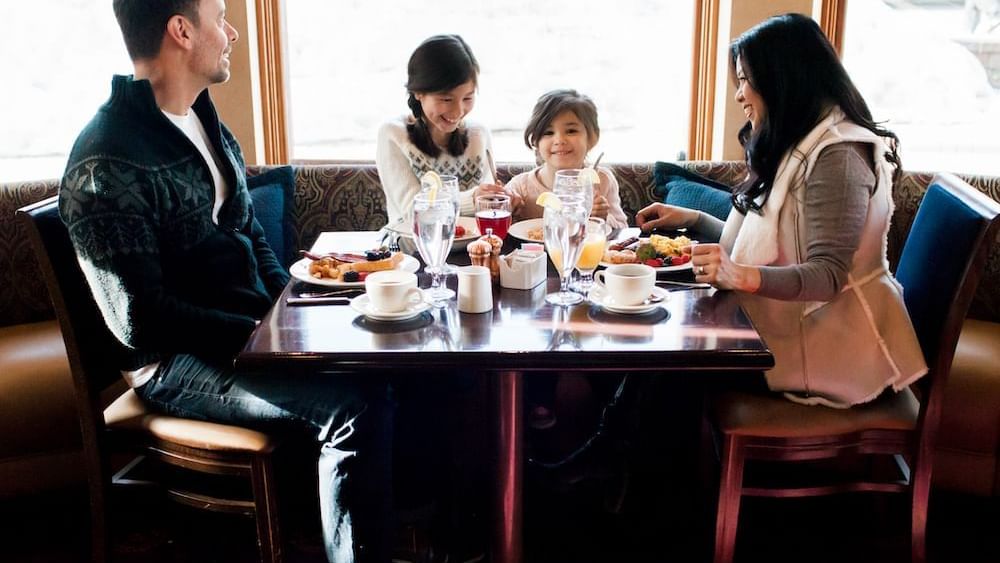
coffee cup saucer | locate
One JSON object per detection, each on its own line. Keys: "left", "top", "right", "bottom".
{"left": 588, "top": 286, "right": 668, "bottom": 315}
{"left": 350, "top": 291, "right": 431, "bottom": 322}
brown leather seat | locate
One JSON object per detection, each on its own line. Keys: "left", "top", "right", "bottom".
{"left": 0, "top": 320, "right": 82, "bottom": 497}
{"left": 935, "top": 318, "right": 1000, "bottom": 495}
{"left": 17, "top": 197, "right": 285, "bottom": 563}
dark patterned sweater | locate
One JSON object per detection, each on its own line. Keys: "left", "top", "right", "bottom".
{"left": 59, "top": 75, "right": 289, "bottom": 370}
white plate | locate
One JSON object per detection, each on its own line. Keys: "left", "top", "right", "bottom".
{"left": 387, "top": 216, "right": 481, "bottom": 252}
{"left": 589, "top": 286, "right": 668, "bottom": 315}
{"left": 600, "top": 236, "right": 697, "bottom": 272}
{"left": 350, "top": 292, "right": 431, "bottom": 322}
{"left": 599, "top": 258, "right": 693, "bottom": 273}
{"left": 508, "top": 218, "right": 544, "bottom": 243}
{"left": 290, "top": 254, "right": 420, "bottom": 288}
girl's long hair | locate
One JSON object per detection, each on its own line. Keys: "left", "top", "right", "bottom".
{"left": 405, "top": 34, "right": 479, "bottom": 158}
{"left": 730, "top": 13, "right": 900, "bottom": 214}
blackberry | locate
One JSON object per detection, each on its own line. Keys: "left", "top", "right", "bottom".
{"left": 342, "top": 271, "right": 360, "bottom": 282}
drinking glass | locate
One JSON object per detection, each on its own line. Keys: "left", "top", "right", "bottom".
{"left": 553, "top": 169, "right": 594, "bottom": 217}
{"left": 420, "top": 174, "right": 460, "bottom": 276}
{"left": 412, "top": 191, "right": 456, "bottom": 304}
{"left": 543, "top": 193, "right": 588, "bottom": 306}
{"left": 475, "top": 194, "right": 512, "bottom": 240}
{"left": 571, "top": 216, "right": 607, "bottom": 294}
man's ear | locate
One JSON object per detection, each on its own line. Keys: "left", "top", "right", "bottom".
{"left": 164, "top": 13, "right": 194, "bottom": 50}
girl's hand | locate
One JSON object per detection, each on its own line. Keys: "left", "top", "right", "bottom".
{"left": 635, "top": 203, "right": 699, "bottom": 233}
{"left": 689, "top": 243, "right": 761, "bottom": 293}
{"left": 502, "top": 186, "right": 524, "bottom": 216}
{"left": 590, "top": 195, "right": 609, "bottom": 220}
{"left": 473, "top": 182, "right": 505, "bottom": 199}
{"left": 590, "top": 195, "right": 611, "bottom": 219}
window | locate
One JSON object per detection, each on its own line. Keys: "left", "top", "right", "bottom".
{"left": 842, "top": 0, "right": 1000, "bottom": 175}
{"left": 1, "top": 2, "right": 132, "bottom": 182}
{"left": 285, "top": 0, "right": 696, "bottom": 163}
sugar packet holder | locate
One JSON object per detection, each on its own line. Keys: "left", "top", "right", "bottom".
{"left": 499, "top": 245, "right": 546, "bottom": 289}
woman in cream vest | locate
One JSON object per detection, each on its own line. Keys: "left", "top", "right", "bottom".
{"left": 636, "top": 13, "right": 927, "bottom": 407}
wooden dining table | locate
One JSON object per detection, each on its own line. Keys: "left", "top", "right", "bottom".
{"left": 237, "top": 230, "right": 773, "bottom": 563}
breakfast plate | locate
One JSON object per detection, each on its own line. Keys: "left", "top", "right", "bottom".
{"left": 386, "top": 216, "right": 481, "bottom": 252}
{"left": 508, "top": 218, "right": 544, "bottom": 243}
{"left": 588, "top": 286, "right": 668, "bottom": 315}
{"left": 350, "top": 292, "right": 431, "bottom": 322}
{"left": 290, "top": 254, "right": 420, "bottom": 288}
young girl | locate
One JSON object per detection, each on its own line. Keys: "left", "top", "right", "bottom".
{"left": 376, "top": 34, "right": 508, "bottom": 227}
{"left": 506, "top": 89, "right": 628, "bottom": 229}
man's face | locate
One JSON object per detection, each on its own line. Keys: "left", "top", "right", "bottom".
{"left": 189, "top": 0, "right": 238, "bottom": 84}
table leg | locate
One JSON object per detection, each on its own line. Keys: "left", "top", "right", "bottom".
{"left": 493, "top": 370, "right": 523, "bottom": 563}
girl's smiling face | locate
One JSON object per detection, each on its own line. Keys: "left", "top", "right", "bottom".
{"left": 415, "top": 79, "right": 476, "bottom": 146}
{"left": 536, "top": 110, "right": 593, "bottom": 170}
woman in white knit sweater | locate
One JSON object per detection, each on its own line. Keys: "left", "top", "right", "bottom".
{"left": 376, "top": 35, "right": 511, "bottom": 228}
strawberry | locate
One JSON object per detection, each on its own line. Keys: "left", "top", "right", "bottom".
{"left": 644, "top": 258, "right": 664, "bottom": 268}
{"left": 670, "top": 255, "right": 686, "bottom": 266}
{"left": 455, "top": 225, "right": 466, "bottom": 237}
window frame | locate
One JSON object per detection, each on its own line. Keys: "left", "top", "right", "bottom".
{"left": 254, "top": 0, "right": 844, "bottom": 164}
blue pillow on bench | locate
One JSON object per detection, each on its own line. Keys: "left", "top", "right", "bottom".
{"left": 247, "top": 166, "right": 296, "bottom": 268}
{"left": 653, "top": 162, "right": 733, "bottom": 222}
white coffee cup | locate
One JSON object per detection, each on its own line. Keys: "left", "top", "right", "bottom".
{"left": 457, "top": 265, "right": 493, "bottom": 313}
{"left": 594, "top": 263, "right": 655, "bottom": 306}
{"left": 365, "top": 270, "right": 423, "bottom": 313}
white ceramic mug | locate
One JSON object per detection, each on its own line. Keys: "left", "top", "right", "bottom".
{"left": 594, "top": 263, "right": 655, "bottom": 306}
{"left": 457, "top": 265, "right": 493, "bottom": 313}
{"left": 365, "top": 270, "right": 423, "bottom": 313}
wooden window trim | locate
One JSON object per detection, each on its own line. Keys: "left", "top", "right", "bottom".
{"left": 688, "top": 0, "right": 719, "bottom": 161}
{"left": 818, "top": 0, "right": 847, "bottom": 55}
{"left": 255, "top": 0, "right": 288, "bottom": 164}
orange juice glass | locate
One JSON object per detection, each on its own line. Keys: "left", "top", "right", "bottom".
{"left": 572, "top": 217, "right": 607, "bottom": 293}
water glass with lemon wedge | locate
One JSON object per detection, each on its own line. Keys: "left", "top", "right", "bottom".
{"left": 413, "top": 186, "right": 457, "bottom": 305}
{"left": 553, "top": 168, "right": 600, "bottom": 218}
{"left": 539, "top": 192, "right": 588, "bottom": 306}
{"left": 419, "top": 171, "right": 460, "bottom": 277}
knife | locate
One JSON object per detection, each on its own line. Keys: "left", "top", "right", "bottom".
{"left": 286, "top": 296, "right": 351, "bottom": 306}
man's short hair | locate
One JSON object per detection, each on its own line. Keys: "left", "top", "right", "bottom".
{"left": 113, "top": 0, "right": 200, "bottom": 61}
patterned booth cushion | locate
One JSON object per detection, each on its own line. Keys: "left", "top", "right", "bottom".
{"left": 0, "top": 180, "right": 61, "bottom": 327}
{"left": 3, "top": 163, "right": 998, "bottom": 326}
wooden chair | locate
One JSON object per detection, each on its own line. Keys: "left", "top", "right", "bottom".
{"left": 17, "top": 197, "right": 285, "bottom": 563}
{"left": 708, "top": 173, "right": 1000, "bottom": 563}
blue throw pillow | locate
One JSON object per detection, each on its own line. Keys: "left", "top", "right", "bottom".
{"left": 247, "top": 166, "right": 295, "bottom": 268}
{"left": 653, "top": 161, "right": 733, "bottom": 221}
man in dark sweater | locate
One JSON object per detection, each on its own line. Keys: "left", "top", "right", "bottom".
{"left": 58, "top": 1, "right": 392, "bottom": 561}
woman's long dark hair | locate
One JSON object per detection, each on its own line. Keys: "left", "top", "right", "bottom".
{"left": 730, "top": 13, "right": 900, "bottom": 214}
{"left": 405, "top": 34, "right": 479, "bottom": 158}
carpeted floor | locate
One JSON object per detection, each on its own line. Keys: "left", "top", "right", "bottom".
{"left": 0, "top": 468, "right": 997, "bottom": 563}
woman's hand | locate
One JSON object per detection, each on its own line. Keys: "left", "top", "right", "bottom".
{"left": 689, "top": 243, "right": 761, "bottom": 293}
{"left": 590, "top": 195, "right": 609, "bottom": 220}
{"left": 635, "top": 203, "right": 699, "bottom": 233}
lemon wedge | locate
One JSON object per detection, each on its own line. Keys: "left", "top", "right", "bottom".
{"left": 420, "top": 170, "right": 443, "bottom": 203}
{"left": 535, "top": 191, "right": 562, "bottom": 211}
{"left": 580, "top": 167, "right": 601, "bottom": 186}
